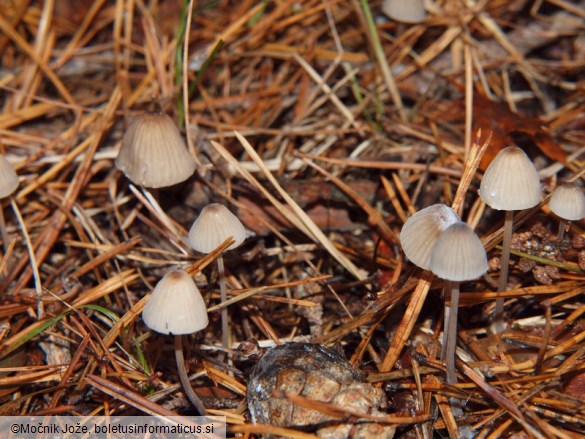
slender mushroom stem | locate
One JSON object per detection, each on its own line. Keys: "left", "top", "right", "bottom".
{"left": 494, "top": 210, "right": 513, "bottom": 332}
{"left": 442, "top": 283, "right": 470, "bottom": 436}
{"left": 442, "top": 281, "right": 460, "bottom": 384}
{"left": 0, "top": 204, "right": 9, "bottom": 254}
{"left": 557, "top": 220, "right": 568, "bottom": 240}
{"left": 217, "top": 255, "right": 230, "bottom": 351}
{"left": 174, "top": 335, "right": 207, "bottom": 415}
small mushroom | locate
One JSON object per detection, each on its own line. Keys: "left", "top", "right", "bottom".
{"left": 429, "top": 222, "right": 487, "bottom": 384}
{"left": 381, "top": 0, "right": 426, "bottom": 24}
{"left": 549, "top": 182, "right": 585, "bottom": 239}
{"left": 115, "top": 112, "right": 196, "bottom": 188}
{"left": 188, "top": 203, "right": 246, "bottom": 253}
{"left": 0, "top": 155, "right": 19, "bottom": 253}
{"left": 400, "top": 203, "right": 460, "bottom": 270}
{"left": 142, "top": 270, "right": 208, "bottom": 414}
{"left": 479, "top": 146, "right": 541, "bottom": 330}
{"left": 188, "top": 203, "right": 246, "bottom": 351}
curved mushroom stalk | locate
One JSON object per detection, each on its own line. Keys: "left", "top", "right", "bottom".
{"left": 175, "top": 335, "right": 207, "bottom": 415}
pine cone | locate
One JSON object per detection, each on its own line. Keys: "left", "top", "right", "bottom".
{"left": 247, "top": 343, "right": 395, "bottom": 438}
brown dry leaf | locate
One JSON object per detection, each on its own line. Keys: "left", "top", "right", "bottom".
{"left": 51, "top": 1, "right": 94, "bottom": 34}
{"left": 473, "top": 94, "right": 567, "bottom": 169}
{"left": 284, "top": 180, "right": 378, "bottom": 206}
{"left": 237, "top": 179, "right": 378, "bottom": 235}
{"left": 564, "top": 364, "right": 585, "bottom": 400}
{"left": 238, "top": 195, "right": 355, "bottom": 236}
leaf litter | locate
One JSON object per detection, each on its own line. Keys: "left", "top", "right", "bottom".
{"left": 0, "top": 0, "right": 584, "bottom": 437}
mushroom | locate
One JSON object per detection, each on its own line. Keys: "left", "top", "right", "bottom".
{"left": 400, "top": 204, "right": 460, "bottom": 270}
{"left": 429, "top": 221, "right": 488, "bottom": 384}
{"left": 115, "top": 112, "right": 196, "bottom": 188}
{"left": 478, "top": 146, "right": 541, "bottom": 330}
{"left": 549, "top": 182, "right": 585, "bottom": 239}
{"left": 142, "top": 270, "right": 208, "bottom": 414}
{"left": 381, "top": 0, "right": 426, "bottom": 24}
{"left": 0, "top": 155, "right": 19, "bottom": 253}
{"left": 188, "top": 203, "right": 246, "bottom": 351}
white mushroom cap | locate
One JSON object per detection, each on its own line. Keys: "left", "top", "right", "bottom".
{"left": 400, "top": 204, "right": 460, "bottom": 270}
{"left": 429, "top": 222, "right": 488, "bottom": 282}
{"left": 549, "top": 182, "right": 585, "bottom": 221}
{"left": 382, "top": 0, "right": 426, "bottom": 24}
{"left": 188, "top": 203, "right": 246, "bottom": 254}
{"left": 142, "top": 270, "right": 209, "bottom": 335}
{"left": 479, "top": 146, "right": 541, "bottom": 211}
{"left": 115, "top": 112, "right": 196, "bottom": 188}
{"left": 0, "top": 155, "right": 19, "bottom": 198}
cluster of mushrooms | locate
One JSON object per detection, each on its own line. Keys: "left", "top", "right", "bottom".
{"left": 3, "top": 109, "right": 581, "bottom": 415}
{"left": 401, "top": 146, "right": 585, "bottom": 385}
{"left": 116, "top": 112, "right": 247, "bottom": 415}
{"left": 94, "top": 112, "right": 585, "bottom": 411}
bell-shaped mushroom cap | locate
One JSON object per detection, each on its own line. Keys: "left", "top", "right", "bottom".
{"left": 382, "top": 0, "right": 426, "bottom": 24}
{"left": 188, "top": 203, "right": 246, "bottom": 254}
{"left": 142, "top": 270, "right": 209, "bottom": 335}
{"left": 479, "top": 146, "right": 541, "bottom": 211}
{"left": 115, "top": 112, "right": 196, "bottom": 188}
{"left": 429, "top": 222, "right": 488, "bottom": 282}
{"left": 400, "top": 204, "right": 460, "bottom": 270}
{"left": 0, "top": 155, "right": 19, "bottom": 198}
{"left": 549, "top": 183, "right": 585, "bottom": 221}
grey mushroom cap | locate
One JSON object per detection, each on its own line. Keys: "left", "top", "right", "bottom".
{"left": 549, "top": 183, "right": 585, "bottom": 221}
{"left": 381, "top": 0, "right": 426, "bottom": 24}
{"left": 400, "top": 204, "right": 460, "bottom": 270}
{"left": 479, "top": 146, "right": 541, "bottom": 211}
{"left": 429, "top": 222, "right": 488, "bottom": 282}
{"left": 188, "top": 203, "right": 246, "bottom": 254}
{"left": 142, "top": 270, "right": 209, "bottom": 335}
{"left": 0, "top": 155, "right": 19, "bottom": 198}
{"left": 115, "top": 112, "right": 196, "bottom": 188}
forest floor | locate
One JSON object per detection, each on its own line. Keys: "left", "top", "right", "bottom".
{"left": 0, "top": 0, "right": 584, "bottom": 437}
